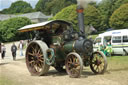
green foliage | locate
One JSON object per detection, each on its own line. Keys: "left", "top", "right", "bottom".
{"left": 35, "top": 0, "right": 49, "bottom": 14}
{"left": 109, "top": 3, "right": 128, "bottom": 29}
{"left": 0, "top": 17, "right": 32, "bottom": 42}
{"left": 112, "top": 0, "right": 128, "bottom": 12}
{"left": 98, "top": 0, "right": 128, "bottom": 30}
{"left": 98, "top": 0, "right": 117, "bottom": 30}
{"left": 1, "top": 1, "right": 34, "bottom": 14}
{"left": 51, "top": 5, "right": 101, "bottom": 31}
{"left": 107, "top": 56, "right": 128, "bottom": 70}
{"left": 84, "top": 5, "right": 101, "bottom": 30}
{"left": 35, "top": 0, "right": 76, "bottom": 15}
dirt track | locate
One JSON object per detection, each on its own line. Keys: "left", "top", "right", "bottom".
{"left": 0, "top": 42, "right": 128, "bottom": 85}
{"left": 0, "top": 59, "right": 128, "bottom": 85}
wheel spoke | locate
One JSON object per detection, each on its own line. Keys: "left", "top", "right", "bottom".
{"left": 38, "top": 54, "right": 43, "bottom": 58}
{"left": 35, "top": 45, "right": 38, "bottom": 53}
{"left": 73, "top": 68, "right": 79, "bottom": 74}
{"left": 72, "top": 68, "right": 76, "bottom": 75}
{"left": 93, "top": 64, "right": 96, "bottom": 68}
{"left": 69, "top": 58, "right": 72, "bottom": 63}
{"left": 96, "top": 66, "right": 98, "bottom": 72}
{"left": 29, "top": 61, "right": 35, "bottom": 66}
{"left": 36, "top": 66, "right": 40, "bottom": 72}
{"left": 76, "top": 66, "right": 80, "bottom": 70}
{"left": 38, "top": 63, "right": 42, "bottom": 68}
{"left": 39, "top": 59, "right": 44, "bottom": 63}
{"left": 34, "top": 62, "right": 41, "bottom": 72}
{"left": 73, "top": 56, "right": 76, "bottom": 63}
{"left": 34, "top": 64, "right": 38, "bottom": 72}
{"left": 99, "top": 56, "right": 103, "bottom": 60}
{"left": 67, "top": 61, "right": 72, "bottom": 64}
{"left": 98, "top": 66, "right": 101, "bottom": 72}
{"left": 31, "top": 46, "right": 36, "bottom": 54}
{"left": 100, "top": 58, "right": 105, "bottom": 63}
{"left": 37, "top": 49, "right": 41, "bottom": 55}
{"left": 100, "top": 63, "right": 104, "bottom": 70}
{"left": 28, "top": 52, "right": 35, "bottom": 56}
{"left": 95, "top": 54, "right": 98, "bottom": 59}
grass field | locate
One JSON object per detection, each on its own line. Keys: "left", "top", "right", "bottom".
{"left": 107, "top": 56, "right": 128, "bottom": 71}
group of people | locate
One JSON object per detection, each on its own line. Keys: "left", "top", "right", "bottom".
{"left": 98, "top": 41, "right": 113, "bottom": 56}
{"left": 1, "top": 40, "right": 24, "bottom": 60}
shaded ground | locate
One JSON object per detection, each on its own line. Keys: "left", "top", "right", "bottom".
{"left": 0, "top": 42, "right": 128, "bottom": 85}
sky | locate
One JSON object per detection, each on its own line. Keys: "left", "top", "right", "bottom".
{"left": 0, "top": 0, "right": 39, "bottom": 11}
{"left": 0, "top": 0, "right": 102, "bottom": 11}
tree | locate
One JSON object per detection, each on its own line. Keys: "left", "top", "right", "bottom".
{"left": 35, "top": 0, "right": 50, "bottom": 14}
{"left": 84, "top": 5, "right": 101, "bottom": 30}
{"left": 51, "top": 5, "right": 101, "bottom": 31}
{"left": 98, "top": 0, "right": 117, "bottom": 30}
{"left": 0, "top": 22, "right": 4, "bottom": 42}
{"left": 35, "top": 0, "right": 76, "bottom": 15}
{"left": 112, "top": 0, "right": 128, "bottom": 12}
{"left": 109, "top": 3, "right": 128, "bottom": 29}
{"left": 1, "top": 1, "right": 34, "bottom": 14}
{"left": 97, "top": 0, "right": 128, "bottom": 30}
{"left": 0, "top": 17, "right": 32, "bottom": 42}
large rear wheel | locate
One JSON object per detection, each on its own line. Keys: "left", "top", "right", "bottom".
{"left": 26, "top": 40, "right": 50, "bottom": 76}
{"left": 65, "top": 52, "right": 83, "bottom": 78}
{"left": 90, "top": 51, "right": 107, "bottom": 74}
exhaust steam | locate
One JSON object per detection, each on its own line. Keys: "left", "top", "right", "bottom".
{"left": 77, "top": 0, "right": 99, "bottom": 8}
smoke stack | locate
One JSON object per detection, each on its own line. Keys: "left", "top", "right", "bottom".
{"left": 76, "top": 0, "right": 99, "bottom": 37}
{"left": 76, "top": 5, "right": 85, "bottom": 37}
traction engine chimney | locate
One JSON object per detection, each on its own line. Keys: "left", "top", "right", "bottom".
{"left": 76, "top": 5, "right": 85, "bottom": 37}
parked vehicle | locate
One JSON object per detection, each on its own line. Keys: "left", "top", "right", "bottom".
{"left": 93, "top": 29, "right": 128, "bottom": 55}
{"left": 18, "top": 6, "right": 107, "bottom": 78}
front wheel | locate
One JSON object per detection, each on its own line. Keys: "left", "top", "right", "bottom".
{"left": 90, "top": 51, "right": 107, "bottom": 74}
{"left": 65, "top": 52, "right": 83, "bottom": 78}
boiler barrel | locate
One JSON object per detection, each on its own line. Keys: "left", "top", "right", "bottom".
{"left": 63, "top": 41, "right": 75, "bottom": 53}
{"left": 74, "top": 39, "right": 93, "bottom": 55}
{"left": 63, "top": 39, "right": 93, "bottom": 56}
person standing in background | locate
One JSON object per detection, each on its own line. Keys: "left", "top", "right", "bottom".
{"left": 18, "top": 40, "right": 24, "bottom": 56}
{"left": 1, "top": 43, "right": 6, "bottom": 59}
{"left": 11, "top": 43, "right": 17, "bottom": 60}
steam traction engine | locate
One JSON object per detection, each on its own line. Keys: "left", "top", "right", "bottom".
{"left": 19, "top": 6, "right": 107, "bottom": 78}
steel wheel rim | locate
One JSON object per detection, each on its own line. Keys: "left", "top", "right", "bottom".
{"left": 66, "top": 53, "right": 83, "bottom": 78}
{"left": 91, "top": 52, "right": 107, "bottom": 74}
{"left": 26, "top": 42, "right": 44, "bottom": 75}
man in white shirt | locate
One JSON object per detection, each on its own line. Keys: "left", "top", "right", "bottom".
{"left": 18, "top": 41, "right": 23, "bottom": 56}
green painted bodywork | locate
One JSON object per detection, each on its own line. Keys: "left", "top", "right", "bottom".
{"left": 55, "top": 47, "right": 66, "bottom": 60}
{"left": 51, "top": 36, "right": 75, "bottom": 62}
{"left": 63, "top": 41, "right": 75, "bottom": 54}
{"left": 52, "top": 36, "right": 66, "bottom": 61}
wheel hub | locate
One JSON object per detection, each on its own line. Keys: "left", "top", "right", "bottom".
{"left": 95, "top": 60, "right": 102, "bottom": 66}
{"left": 70, "top": 63, "right": 75, "bottom": 68}
{"left": 33, "top": 56, "right": 38, "bottom": 60}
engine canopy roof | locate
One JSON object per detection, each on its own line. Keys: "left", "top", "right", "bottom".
{"left": 18, "top": 20, "right": 72, "bottom": 33}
